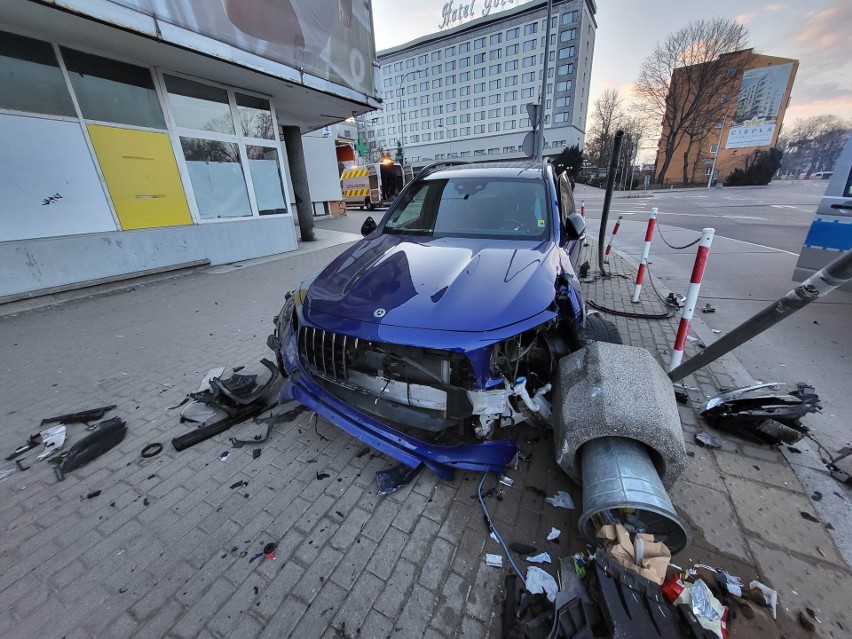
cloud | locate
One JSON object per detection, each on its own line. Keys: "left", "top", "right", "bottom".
{"left": 736, "top": 12, "right": 756, "bottom": 25}
{"left": 763, "top": 3, "right": 784, "bottom": 11}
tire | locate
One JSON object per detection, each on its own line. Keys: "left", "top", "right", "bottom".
{"left": 584, "top": 314, "right": 623, "bottom": 345}
{"left": 366, "top": 197, "right": 374, "bottom": 211}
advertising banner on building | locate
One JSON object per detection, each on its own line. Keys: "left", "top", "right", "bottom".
{"left": 725, "top": 63, "right": 793, "bottom": 149}
{"left": 104, "top": 0, "right": 376, "bottom": 98}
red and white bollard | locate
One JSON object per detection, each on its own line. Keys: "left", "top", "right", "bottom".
{"left": 580, "top": 201, "right": 586, "bottom": 218}
{"left": 604, "top": 215, "right": 623, "bottom": 264}
{"left": 631, "top": 207, "right": 658, "bottom": 302}
{"left": 668, "top": 228, "right": 715, "bottom": 372}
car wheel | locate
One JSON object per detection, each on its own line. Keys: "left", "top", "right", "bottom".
{"left": 366, "top": 198, "right": 375, "bottom": 211}
{"left": 584, "top": 314, "right": 623, "bottom": 345}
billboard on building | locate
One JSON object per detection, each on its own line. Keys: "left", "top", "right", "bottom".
{"left": 725, "top": 63, "right": 793, "bottom": 149}
{"left": 102, "top": 0, "right": 376, "bottom": 98}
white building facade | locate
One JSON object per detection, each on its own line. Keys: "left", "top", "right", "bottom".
{"left": 362, "top": 0, "right": 597, "bottom": 166}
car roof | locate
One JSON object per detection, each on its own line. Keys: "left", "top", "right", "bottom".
{"left": 420, "top": 161, "right": 547, "bottom": 181}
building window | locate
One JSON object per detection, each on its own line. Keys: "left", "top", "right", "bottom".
{"left": 460, "top": 113, "right": 470, "bottom": 123}
{"left": 556, "top": 80, "right": 572, "bottom": 91}
{"left": 522, "top": 72, "right": 535, "bottom": 82}
{"left": 504, "top": 120, "right": 516, "bottom": 130}
{"left": 445, "top": 61, "right": 456, "bottom": 71}
{"left": 490, "top": 33, "right": 502, "bottom": 45}
{"left": 558, "top": 46, "right": 575, "bottom": 59}
{"left": 555, "top": 96, "right": 570, "bottom": 108}
{"left": 521, "top": 87, "right": 534, "bottom": 98}
{"left": 504, "top": 92, "right": 517, "bottom": 103}
{"left": 488, "top": 95, "right": 500, "bottom": 105}
{"left": 506, "top": 44, "right": 519, "bottom": 55}
{"left": 474, "top": 111, "right": 485, "bottom": 121}
{"left": 475, "top": 53, "right": 486, "bottom": 64}
{"left": 522, "top": 56, "right": 536, "bottom": 68}
{"left": 459, "top": 56, "right": 470, "bottom": 68}
{"left": 383, "top": 66, "right": 392, "bottom": 75}
{"left": 489, "top": 80, "right": 502, "bottom": 91}
{"left": 506, "top": 74, "right": 518, "bottom": 86}
{"left": 561, "top": 10, "right": 578, "bottom": 24}
{"left": 503, "top": 105, "right": 517, "bottom": 115}
{"left": 557, "top": 63, "right": 574, "bottom": 75}
{"left": 459, "top": 42, "right": 470, "bottom": 53}
{"left": 445, "top": 46, "right": 456, "bottom": 57}
{"left": 474, "top": 82, "right": 485, "bottom": 93}
{"left": 507, "top": 27, "right": 520, "bottom": 40}
{"left": 553, "top": 112, "right": 567, "bottom": 123}
{"left": 506, "top": 60, "right": 518, "bottom": 72}
{"left": 406, "top": 58, "right": 415, "bottom": 68}
{"left": 434, "top": 105, "right": 443, "bottom": 114}
{"left": 523, "top": 39, "right": 537, "bottom": 52}
{"left": 460, "top": 86, "right": 470, "bottom": 96}
{"left": 487, "top": 122, "right": 500, "bottom": 132}
{"left": 432, "top": 79, "right": 442, "bottom": 88}
{"left": 489, "top": 49, "right": 502, "bottom": 60}
{"left": 488, "top": 108, "right": 500, "bottom": 117}
{"left": 460, "top": 71, "right": 470, "bottom": 82}
{"left": 64, "top": 47, "right": 166, "bottom": 128}
{"left": 474, "top": 97, "right": 485, "bottom": 107}
{"left": 430, "top": 51, "right": 440, "bottom": 62}
{"left": 419, "top": 54, "right": 429, "bottom": 64}
{"left": 446, "top": 76, "right": 456, "bottom": 87}
{"left": 710, "top": 143, "right": 719, "bottom": 154}
{"left": 474, "top": 67, "right": 485, "bottom": 79}
{"left": 488, "top": 147, "right": 499, "bottom": 154}
{"left": 474, "top": 125, "right": 484, "bottom": 134}
{"left": 474, "top": 37, "right": 486, "bottom": 50}
{"left": 0, "top": 31, "right": 76, "bottom": 117}
{"left": 524, "top": 23, "right": 538, "bottom": 36}
{"left": 560, "top": 28, "right": 576, "bottom": 43}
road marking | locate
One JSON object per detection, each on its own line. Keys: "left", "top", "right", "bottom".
{"left": 716, "top": 236, "right": 800, "bottom": 256}
{"left": 771, "top": 204, "right": 797, "bottom": 209}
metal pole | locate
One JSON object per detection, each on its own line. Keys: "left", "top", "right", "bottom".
{"left": 668, "top": 228, "right": 715, "bottom": 371}
{"left": 598, "top": 130, "right": 624, "bottom": 277}
{"left": 669, "top": 249, "right": 852, "bottom": 381}
{"left": 535, "top": 0, "right": 554, "bottom": 162}
{"left": 629, "top": 133, "right": 640, "bottom": 194}
{"left": 707, "top": 117, "right": 724, "bottom": 189}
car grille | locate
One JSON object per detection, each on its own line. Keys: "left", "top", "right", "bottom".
{"left": 298, "top": 326, "right": 351, "bottom": 381}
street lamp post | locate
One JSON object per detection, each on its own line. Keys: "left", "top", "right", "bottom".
{"left": 397, "top": 70, "right": 418, "bottom": 167}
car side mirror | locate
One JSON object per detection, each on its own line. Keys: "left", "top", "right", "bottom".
{"left": 562, "top": 212, "right": 585, "bottom": 242}
{"left": 361, "top": 216, "right": 377, "bottom": 237}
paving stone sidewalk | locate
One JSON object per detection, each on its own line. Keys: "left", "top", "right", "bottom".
{"left": 0, "top": 232, "right": 848, "bottom": 639}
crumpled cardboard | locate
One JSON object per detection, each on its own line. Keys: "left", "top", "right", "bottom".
{"left": 597, "top": 524, "right": 671, "bottom": 584}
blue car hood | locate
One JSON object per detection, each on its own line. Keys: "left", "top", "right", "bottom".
{"left": 304, "top": 234, "right": 558, "bottom": 332}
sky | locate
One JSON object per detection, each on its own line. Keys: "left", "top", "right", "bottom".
{"left": 372, "top": 0, "right": 852, "bottom": 156}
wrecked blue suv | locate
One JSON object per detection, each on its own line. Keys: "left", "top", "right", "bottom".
{"left": 270, "top": 162, "right": 592, "bottom": 481}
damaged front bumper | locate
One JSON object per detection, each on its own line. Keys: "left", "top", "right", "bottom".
{"left": 271, "top": 296, "right": 518, "bottom": 480}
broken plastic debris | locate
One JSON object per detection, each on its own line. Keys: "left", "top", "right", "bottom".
{"left": 544, "top": 491, "right": 574, "bottom": 509}
{"left": 37, "top": 425, "right": 66, "bottom": 460}
{"left": 525, "top": 552, "right": 552, "bottom": 564}
{"left": 749, "top": 580, "right": 778, "bottom": 619}
{"left": 219, "top": 451, "right": 230, "bottom": 462}
{"left": 263, "top": 543, "right": 277, "bottom": 559}
{"left": 485, "top": 553, "right": 503, "bottom": 567}
{"left": 711, "top": 329, "right": 722, "bottom": 334}
{"left": 695, "top": 432, "right": 722, "bottom": 449}
{"left": 498, "top": 475, "right": 513, "bottom": 487}
{"left": 690, "top": 579, "right": 726, "bottom": 638}
{"left": 525, "top": 566, "right": 558, "bottom": 602}
{"left": 546, "top": 527, "right": 561, "bottom": 542}
{"left": 198, "top": 367, "right": 225, "bottom": 392}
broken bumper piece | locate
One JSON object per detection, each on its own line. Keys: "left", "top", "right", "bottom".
{"left": 279, "top": 363, "right": 517, "bottom": 480}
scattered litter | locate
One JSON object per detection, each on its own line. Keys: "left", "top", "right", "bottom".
{"left": 197, "top": 367, "right": 226, "bottom": 392}
{"left": 485, "top": 553, "right": 503, "bottom": 568}
{"left": 220, "top": 452, "right": 230, "bottom": 462}
{"left": 143, "top": 498, "right": 150, "bottom": 506}
{"left": 546, "top": 527, "right": 561, "bottom": 542}
{"left": 686, "top": 335, "right": 698, "bottom": 342}
{"left": 86, "top": 490, "right": 101, "bottom": 499}
{"left": 749, "top": 580, "right": 778, "bottom": 619}
{"left": 41, "top": 405, "right": 115, "bottom": 426}
{"left": 806, "top": 607, "right": 822, "bottom": 623}
{"left": 525, "top": 566, "right": 557, "bottom": 602}
{"left": 525, "top": 552, "right": 551, "bottom": 564}
{"left": 800, "top": 511, "right": 819, "bottom": 523}
{"left": 230, "top": 480, "right": 248, "bottom": 489}
{"left": 715, "top": 571, "right": 743, "bottom": 597}
{"left": 140, "top": 443, "right": 163, "bottom": 458}
{"left": 498, "top": 475, "right": 513, "bottom": 487}
{"left": 702, "top": 303, "right": 716, "bottom": 313}
{"left": 263, "top": 543, "right": 277, "bottom": 559}
{"left": 811, "top": 490, "right": 822, "bottom": 502}
{"left": 711, "top": 329, "right": 722, "bottom": 334}
{"left": 695, "top": 432, "right": 722, "bottom": 449}
{"left": 509, "top": 542, "right": 537, "bottom": 555}
{"left": 316, "top": 471, "right": 330, "bottom": 480}
{"left": 690, "top": 579, "right": 727, "bottom": 639}
{"left": 37, "top": 425, "right": 67, "bottom": 461}
{"left": 544, "top": 490, "right": 574, "bottom": 509}
{"left": 598, "top": 524, "right": 671, "bottom": 585}
{"left": 248, "top": 552, "right": 263, "bottom": 563}
{"left": 56, "top": 418, "right": 127, "bottom": 481}
{"left": 252, "top": 449, "right": 261, "bottom": 459}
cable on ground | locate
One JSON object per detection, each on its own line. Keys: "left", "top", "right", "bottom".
{"left": 478, "top": 473, "right": 526, "bottom": 585}
{"left": 587, "top": 299, "right": 674, "bottom": 319}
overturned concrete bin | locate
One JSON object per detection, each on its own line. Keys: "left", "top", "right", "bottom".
{"left": 553, "top": 342, "right": 690, "bottom": 551}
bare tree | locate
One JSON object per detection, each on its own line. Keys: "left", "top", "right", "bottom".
{"left": 585, "top": 88, "right": 624, "bottom": 173}
{"left": 635, "top": 18, "right": 748, "bottom": 184}
{"left": 778, "top": 115, "right": 851, "bottom": 176}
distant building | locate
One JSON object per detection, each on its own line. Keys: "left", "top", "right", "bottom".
{"left": 357, "top": 0, "right": 597, "bottom": 167}
{"left": 653, "top": 49, "right": 798, "bottom": 185}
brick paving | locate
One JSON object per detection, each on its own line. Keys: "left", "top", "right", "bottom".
{"left": 0, "top": 229, "right": 848, "bottom": 639}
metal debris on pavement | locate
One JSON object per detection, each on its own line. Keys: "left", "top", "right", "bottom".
{"left": 55, "top": 417, "right": 127, "bottom": 481}
{"left": 37, "top": 424, "right": 67, "bottom": 460}
{"left": 695, "top": 432, "right": 723, "bottom": 449}
{"left": 40, "top": 405, "right": 115, "bottom": 426}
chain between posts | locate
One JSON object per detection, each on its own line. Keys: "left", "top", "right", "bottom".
{"left": 656, "top": 219, "right": 701, "bottom": 250}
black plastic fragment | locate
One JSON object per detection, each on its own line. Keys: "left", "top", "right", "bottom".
{"left": 230, "top": 404, "right": 306, "bottom": 448}
{"left": 316, "top": 471, "right": 330, "bottom": 480}
{"left": 86, "top": 490, "right": 101, "bottom": 499}
{"left": 252, "top": 449, "right": 261, "bottom": 459}
{"left": 376, "top": 464, "right": 422, "bottom": 496}
{"left": 172, "top": 402, "right": 267, "bottom": 452}
{"left": 41, "top": 405, "right": 115, "bottom": 426}
{"left": 56, "top": 417, "right": 127, "bottom": 481}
